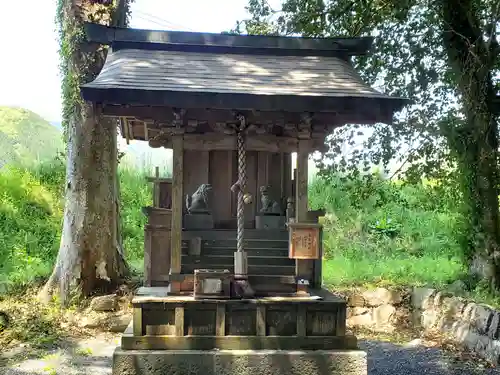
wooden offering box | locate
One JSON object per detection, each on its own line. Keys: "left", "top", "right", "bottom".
{"left": 193, "top": 269, "right": 232, "bottom": 299}
{"left": 288, "top": 223, "right": 322, "bottom": 260}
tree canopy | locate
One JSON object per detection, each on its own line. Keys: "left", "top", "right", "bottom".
{"left": 237, "top": 0, "right": 498, "bottom": 179}
{"left": 237, "top": 0, "right": 500, "bottom": 287}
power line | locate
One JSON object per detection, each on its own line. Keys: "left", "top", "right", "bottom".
{"left": 133, "top": 10, "right": 195, "bottom": 32}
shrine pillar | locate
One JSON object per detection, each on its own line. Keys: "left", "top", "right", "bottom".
{"left": 295, "top": 140, "right": 313, "bottom": 282}
{"left": 170, "top": 134, "right": 184, "bottom": 293}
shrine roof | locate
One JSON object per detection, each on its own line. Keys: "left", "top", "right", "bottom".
{"left": 81, "top": 23, "right": 408, "bottom": 119}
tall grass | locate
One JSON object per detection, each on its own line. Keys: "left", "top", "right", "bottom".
{"left": 0, "top": 159, "right": 153, "bottom": 291}
{"left": 0, "top": 158, "right": 466, "bottom": 293}
{"left": 309, "top": 174, "right": 465, "bottom": 288}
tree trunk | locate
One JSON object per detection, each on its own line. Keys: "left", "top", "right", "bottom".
{"left": 39, "top": 0, "right": 130, "bottom": 305}
{"left": 441, "top": 0, "right": 500, "bottom": 289}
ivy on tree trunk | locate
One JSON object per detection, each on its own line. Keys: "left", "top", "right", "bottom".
{"left": 40, "top": 0, "right": 132, "bottom": 305}
{"left": 440, "top": 0, "right": 500, "bottom": 288}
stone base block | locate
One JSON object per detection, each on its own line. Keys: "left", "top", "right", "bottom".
{"left": 184, "top": 214, "right": 214, "bottom": 229}
{"left": 112, "top": 347, "right": 367, "bottom": 375}
{"left": 255, "top": 215, "right": 286, "bottom": 229}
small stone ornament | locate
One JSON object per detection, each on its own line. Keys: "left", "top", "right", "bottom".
{"left": 259, "top": 185, "right": 281, "bottom": 215}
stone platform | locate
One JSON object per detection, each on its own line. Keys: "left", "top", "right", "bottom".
{"left": 112, "top": 347, "right": 367, "bottom": 375}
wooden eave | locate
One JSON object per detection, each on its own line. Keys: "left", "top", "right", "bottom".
{"left": 82, "top": 23, "right": 410, "bottom": 146}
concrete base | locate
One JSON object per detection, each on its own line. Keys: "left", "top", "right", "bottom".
{"left": 184, "top": 214, "right": 214, "bottom": 229}
{"left": 112, "top": 347, "right": 367, "bottom": 375}
{"left": 255, "top": 215, "right": 286, "bottom": 229}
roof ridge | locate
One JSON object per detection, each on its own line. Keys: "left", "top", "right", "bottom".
{"left": 84, "top": 22, "right": 374, "bottom": 58}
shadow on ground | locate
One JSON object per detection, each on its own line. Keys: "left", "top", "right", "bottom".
{"left": 1, "top": 336, "right": 499, "bottom": 375}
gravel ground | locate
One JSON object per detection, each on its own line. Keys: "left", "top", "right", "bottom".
{"left": 1, "top": 335, "right": 500, "bottom": 375}
{"left": 360, "top": 339, "right": 500, "bottom": 375}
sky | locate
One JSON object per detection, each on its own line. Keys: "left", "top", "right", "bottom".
{"left": 0, "top": 0, "right": 345, "bottom": 178}
{"left": 0, "top": 0, "right": 254, "bottom": 123}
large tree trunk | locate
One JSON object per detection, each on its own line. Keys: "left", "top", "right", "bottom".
{"left": 441, "top": 0, "right": 500, "bottom": 289}
{"left": 39, "top": 0, "right": 130, "bottom": 305}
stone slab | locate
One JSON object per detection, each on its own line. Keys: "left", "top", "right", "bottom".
{"left": 184, "top": 214, "right": 214, "bottom": 229}
{"left": 255, "top": 215, "right": 286, "bottom": 229}
{"left": 112, "top": 347, "right": 367, "bottom": 375}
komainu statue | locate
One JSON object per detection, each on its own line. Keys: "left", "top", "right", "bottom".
{"left": 186, "top": 184, "right": 213, "bottom": 214}
{"left": 259, "top": 185, "right": 282, "bottom": 215}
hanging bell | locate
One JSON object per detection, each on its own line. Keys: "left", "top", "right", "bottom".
{"left": 243, "top": 192, "right": 253, "bottom": 205}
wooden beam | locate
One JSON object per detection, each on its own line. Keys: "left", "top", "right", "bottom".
{"left": 295, "top": 140, "right": 312, "bottom": 281}
{"left": 133, "top": 307, "right": 144, "bottom": 336}
{"left": 148, "top": 134, "right": 326, "bottom": 153}
{"left": 216, "top": 305, "right": 226, "bottom": 336}
{"left": 295, "top": 141, "right": 309, "bottom": 221}
{"left": 121, "top": 334, "right": 358, "bottom": 351}
{"left": 296, "top": 305, "right": 307, "bottom": 336}
{"left": 154, "top": 166, "right": 161, "bottom": 207}
{"left": 121, "top": 117, "right": 130, "bottom": 145}
{"left": 170, "top": 135, "right": 184, "bottom": 293}
{"left": 143, "top": 122, "right": 149, "bottom": 141}
{"left": 175, "top": 306, "right": 185, "bottom": 336}
{"left": 256, "top": 305, "right": 266, "bottom": 336}
{"left": 101, "top": 105, "right": 356, "bottom": 129}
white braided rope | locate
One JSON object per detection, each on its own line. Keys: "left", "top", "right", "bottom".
{"left": 236, "top": 119, "right": 246, "bottom": 256}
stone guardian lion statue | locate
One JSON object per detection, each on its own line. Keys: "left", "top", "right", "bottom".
{"left": 186, "top": 184, "right": 213, "bottom": 214}
{"left": 259, "top": 185, "right": 281, "bottom": 215}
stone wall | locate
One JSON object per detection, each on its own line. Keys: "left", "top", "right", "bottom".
{"left": 345, "top": 288, "right": 410, "bottom": 333}
{"left": 344, "top": 287, "right": 500, "bottom": 365}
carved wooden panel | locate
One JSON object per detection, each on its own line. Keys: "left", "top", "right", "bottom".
{"left": 288, "top": 223, "right": 321, "bottom": 259}
{"left": 144, "top": 308, "right": 175, "bottom": 335}
{"left": 145, "top": 227, "right": 171, "bottom": 286}
{"left": 266, "top": 307, "right": 297, "bottom": 336}
{"left": 306, "top": 310, "right": 337, "bottom": 336}
{"left": 185, "top": 307, "right": 216, "bottom": 335}
{"left": 226, "top": 306, "right": 256, "bottom": 336}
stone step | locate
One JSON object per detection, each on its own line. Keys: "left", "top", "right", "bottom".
{"left": 181, "top": 264, "right": 295, "bottom": 275}
{"left": 183, "top": 229, "right": 289, "bottom": 241}
{"left": 182, "top": 240, "right": 289, "bottom": 249}
{"left": 182, "top": 247, "right": 289, "bottom": 257}
{"left": 181, "top": 255, "right": 294, "bottom": 267}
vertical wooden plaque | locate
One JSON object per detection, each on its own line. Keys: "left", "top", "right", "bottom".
{"left": 288, "top": 223, "right": 322, "bottom": 259}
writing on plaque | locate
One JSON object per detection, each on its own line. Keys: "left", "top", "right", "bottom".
{"left": 288, "top": 224, "right": 321, "bottom": 259}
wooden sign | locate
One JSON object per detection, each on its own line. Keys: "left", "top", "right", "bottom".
{"left": 288, "top": 223, "right": 322, "bottom": 259}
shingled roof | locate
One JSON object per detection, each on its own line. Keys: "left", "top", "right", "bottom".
{"left": 81, "top": 23, "right": 408, "bottom": 118}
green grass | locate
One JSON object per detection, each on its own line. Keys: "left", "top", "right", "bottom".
{"left": 0, "top": 158, "right": 467, "bottom": 295}
{"left": 0, "top": 159, "right": 152, "bottom": 291}
{"left": 309, "top": 175, "right": 466, "bottom": 289}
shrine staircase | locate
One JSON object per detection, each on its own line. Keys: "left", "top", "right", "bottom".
{"left": 181, "top": 229, "right": 295, "bottom": 292}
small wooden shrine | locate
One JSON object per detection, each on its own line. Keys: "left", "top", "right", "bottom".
{"left": 81, "top": 22, "right": 407, "bottom": 375}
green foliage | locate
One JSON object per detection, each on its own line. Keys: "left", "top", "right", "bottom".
{"left": 238, "top": 0, "right": 498, "bottom": 180}
{"left": 0, "top": 158, "right": 465, "bottom": 293}
{"left": 0, "top": 159, "right": 150, "bottom": 291}
{"left": 0, "top": 164, "right": 64, "bottom": 288}
{"left": 309, "top": 174, "right": 465, "bottom": 288}
{"left": 0, "top": 107, "right": 63, "bottom": 167}
{"left": 118, "top": 165, "right": 151, "bottom": 263}
{"left": 239, "top": 0, "right": 500, "bottom": 286}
